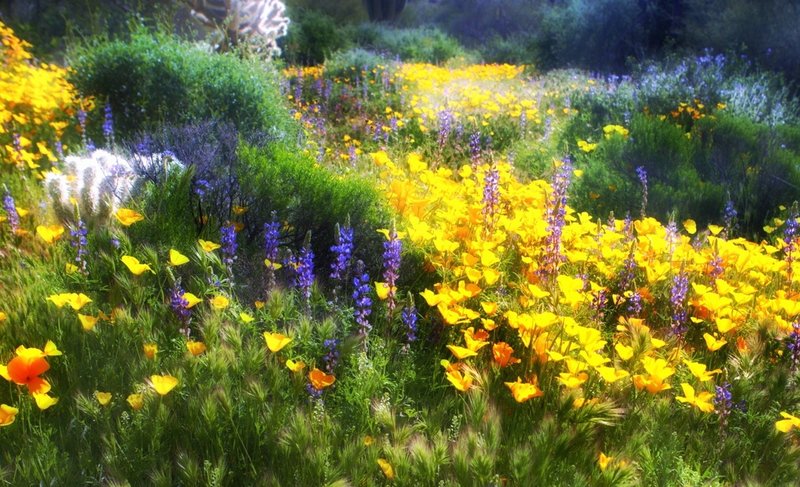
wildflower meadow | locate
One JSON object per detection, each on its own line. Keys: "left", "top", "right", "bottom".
{"left": 2, "top": 1, "right": 800, "bottom": 485}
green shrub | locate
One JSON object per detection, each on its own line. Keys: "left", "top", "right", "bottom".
{"left": 69, "top": 30, "right": 295, "bottom": 141}
{"left": 280, "top": 8, "right": 351, "bottom": 65}
{"left": 323, "top": 47, "right": 393, "bottom": 80}
{"left": 353, "top": 24, "right": 469, "bottom": 64}
{"left": 238, "top": 143, "right": 390, "bottom": 278}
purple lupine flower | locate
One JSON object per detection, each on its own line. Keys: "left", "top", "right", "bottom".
{"left": 55, "top": 141, "right": 64, "bottom": 159}
{"left": 723, "top": 199, "right": 737, "bottom": 238}
{"left": 194, "top": 179, "right": 211, "bottom": 199}
{"left": 636, "top": 166, "right": 648, "bottom": 217}
{"left": 296, "top": 243, "right": 315, "bottom": 308}
{"left": 783, "top": 210, "right": 798, "bottom": 281}
{"left": 591, "top": 288, "right": 609, "bottom": 323}
{"left": 70, "top": 219, "right": 88, "bottom": 274}
{"left": 627, "top": 291, "right": 642, "bottom": 316}
{"left": 401, "top": 302, "right": 418, "bottom": 343}
{"left": 519, "top": 109, "right": 527, "bottom": 134}
{"left": 538, "top": 157, "right": 573, "bottom": 282}
{"left": 382, "top": 226, "right": 402, "bottom": 315}
{"left": 263, "top": 213, "right": 281, "bottom": 296}
{"left": 330, "top": 223, "right": 354, "bottom": 281}
{"left": 169, "top": 283, "right": 192, "bottom": 336}
{"left": 670, "top": 271, "right": 689, "bottom": 336}
{"left": 469, "top": 132, "right": 482, "bottom": 166}
{"left": 264, "top": 213, "right": 281, "bottom": 265}
{"left": 437, "top": 109, "right": 453, "bottom": 148}
{"left": 482, "top": 164, "right": 500, "bottom": 233}
{"left": 322, "top": 338, "right": 340, "bottom": 373}
{"left": 220, "top": 223, "right": 237, "bottom": 275}
{"left": 352, "top": 260, "right": 372, "bottom": 337}
{"left": 787, "top": 321, "right": 800, "bottom": 372}
{"left": 77, "top": 108, "right": 87, "bottom": 136}
{"left": 305, "top": 383, "right": 323, "bottom": 399}
{"left": 103, "top": 103, "right": 114, "bottom": 146}
{"left": 708, "top": 253, "right": 724, "bottom": 280}
{"left": 3, "top": 190, "right": 20, "bottom": 234}
{"left": 714, "top": 382, "right": 733, "bottom": 428}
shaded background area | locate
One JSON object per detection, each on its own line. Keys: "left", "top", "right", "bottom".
{"left": 2, "top": 0, "right": 799, "bottom": 87}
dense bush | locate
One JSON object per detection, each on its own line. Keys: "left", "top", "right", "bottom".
{"left": 238, "top": 143, "right": 390, "bottom": 278}
{"left": 280, "top": 8, "right": 351, "bottom": 66}
{"left": 352, "top": 24, "right": 470, "bottom": 64}
{"left": 69, "top": 30, "right": 295, "bottom": 141}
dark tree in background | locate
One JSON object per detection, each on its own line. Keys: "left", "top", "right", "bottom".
{"left": 363, "top": 0, "right": 407, "bottom": 21}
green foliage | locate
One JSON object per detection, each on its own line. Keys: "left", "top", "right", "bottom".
{"left": 69, "top": 30, "right": 295, "bottom": 141}
{"left": 536, "top": 0, "right": 644, "bottom": 72}
{"left": 280, "top": 9, "right": 351, "bottom": 66}
{"left": 238, "top": 143, "right": 390, "bottom": 278}
{"left": 323, "top": 48, "right": 392, "bottom": 80}
{"left": 353, "top": 24, "right": 470, "bottom": 64}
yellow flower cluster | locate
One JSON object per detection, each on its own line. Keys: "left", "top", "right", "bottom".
{"left": 375, "top": 150, "right": 799, "bottom": 410}
{"left": 0, "top": 21, "right": 86, "bottom": 170}
{"left": 396, "top": 63, "right": 542, "bottom": 130}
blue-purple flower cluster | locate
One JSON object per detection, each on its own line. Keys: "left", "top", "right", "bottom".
{"left": 787, "top": 321, "right": 800, "bottom": 372}
{"left": 70, "top": 219, "right": 88, "bottom": 273}
{"left": 352, "top": 260, "right": 372, "bottom": 336}
{"left": 169, "top": 283, "right": 192, "bottom": 335}
{"left": 103, "top": 103, "right": 114, "bottom": 146}
{"left": 296, "top": 244, "right": 315, "bottom": 306}
{"left": 330, "top": 224, "right": 354, "bottom": 281}
{"left": 220, "top": 223, "right": 237, "bottom": 273}
{"left": 482, "top": 165, "right": 500, "bottom": 232}
{"left": 323, "top": 338, "right": 340, "bottom": 373}
{"left": 670, "top": 272, "right": 689, "bottom": 336}
{"left": 538, "top": 157, "right": 573, "bottom": 281}
{"left": 382, "top": 227, "right": 402, "bottom": 314}
{"left": 636, "top": 166, "right": 648, "bottom": 217}
{"left": 3, "top": 190, "right": 19, "bottom": 234}
{"left": 401, "top": 303, "right": 418, "bottom": 343}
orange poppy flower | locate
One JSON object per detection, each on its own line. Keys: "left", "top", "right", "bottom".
{"left": 492, "top": 342, "right": 521, "bottom": 367}
{"left": 308, "top": 368, "right": 336, "bottom": 390}
{"left": 5, "top": 353, "right": 50, "bottom": 394}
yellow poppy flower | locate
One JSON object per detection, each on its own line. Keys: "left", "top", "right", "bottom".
{"left": 127, "top": 393, "right": 144, "bottom": 411}
{"left": 143, "top": 343, "right": 158, "bottom": 359}
{"left": 186, "top": 340, "right": 207, "bottom": 356}
{"left": 239, "top": 312, "right": 255, "bottom": 323}
{"left": 445, "top": 368, "right": 472, "bottom": 392}
{"left": 78, "top": 313, "right": 98, "bottom": 331}
{"left": 182, "top": 292, "right": 201, "bottom": 308}
{"left": 65, "top": 263, "right": 78, "bottom": 274}
{"left": 447, "top": 344, "right": 478, "bottom": 360}
{"left": 115, "top": 208, "right": 144, "bottom": 226}
{"left": 675, "top": 383, "right": 714, "bottom": 413}
{"left": 210, "top": 295, "right": 229, "bottom": 310}
{"left": 198, "top": 239, "right": 220, "bottom": 252}
{"left": 285, "top": 359, "right": 306, "bottom": 372}
{"left": 33, "top": 393, "right": 58, "bottom": 410}
{"left": 169, "top": 249, "right": 189, "bottom": 266}
{"left": 776, "top": 411, "right": 800, "bottom": 432}
{"left": 121, "top": 255, "right": 153, "bottom": 276}
{"left": 505, "top": 377, "right": 544, "bottom": 402}
{"left": 264, "top": 332, "right": 292, "bottom": 353}
{"left": 598, "top": 452, "right": 614, "bottom": 471}
{"left": 36, "top": 224, "right": 64, "bottom": 243}
{"left": 150, "top": 374, "right": 179, "bottom": 396}
{"left": 0, "top": 404, "right": 19, "bottom": 426}
{"left": 94, "top": 391, "right": 112, "bottom": 406}
{"left": 703, "top": 333, "right": 727, "bottom": 352}
{"left": 683, "top": 359, "right": 721, "bottom": 382}
{"left": 377, "top": 459, "right": 395, "bottom": 480}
